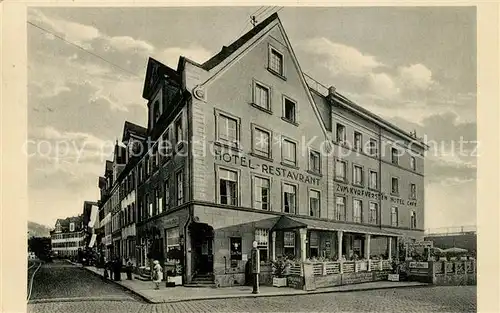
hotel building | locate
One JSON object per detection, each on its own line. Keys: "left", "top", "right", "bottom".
{"left": 97, "top": 13, "right": 426, "bottom": 287}
{"left": 50, "top": 215, "right": 85, "bottom": 258}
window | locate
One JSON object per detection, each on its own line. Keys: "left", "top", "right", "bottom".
{"left": 369, "top": 202, "right": 378, "bottom": 224}
{"left": 410, "top": 183, "right": 416, "bottom": 199}
{"left": 336, "top": 124, "right": 346, "bottom": 143}
{"left": 230, "top": 237, "right": 242, "bottom": 261}
{"left": 369, "top": 139, "right": 378, "bottom": 156}
{"left": 156, "top": 188, "right": 163, "bottom": 214}
{"left": 145, "top": 155, "right": 150, "bottom": 176}
{"left": 253, "top": 176, "right": 270, "bottom": 210}
{"left": 335, "top": 196, "right": 346, "bottom": 221}
{"left": 164, "top": 179, "right": 170, "bottom": 210}
{"left": 369, "top": 170, "right": 378, "bottom": 189}
{"left": 335, "top": 159, "right": 347, "bottom": 181}
{"left": 410, "top": 156, "right": 416, "bottom": 171}
{"left": 309, "top": 150, "right": 321, "bottom": 174}
{"left": 176, "top": 171, "right": 184, "bottom": 205}
{"left": 218, "top": 168, "right": 238, "bottom": 206}
{"left": 162, "top": 128, "right": 172, "bottom": 161}
{"left": 353, "top": 165, "right": 363, "bottom": 186}
{"left": 281, "top": 139, "right": 296, "bottom": 166}
{"left": 391, "top": 148, "right": 399, "bottom": 165}
{"left": 255, "top": 229, "right": 269, "bottom": 263}
{"left": 309, "top": 232, "right": 319, "bottom": 258}
{"left": 175, "top": 117, "right": 183, "bottom": 145}
{"left": 283, "top": 183, "right": 297, "bottom": 214}
{"left": 153, "top": 100, "right": 160, "bottom": 121}
{"left": 148, "top": 194, "right": 153, "bottom": 217}
{"left": 284, "top": 231, "right": 295, "bottom": 257}
{"left": 69, "top": 223, "right": 75, "bottom": 232}
{"left": 353, "top": 199, "right": 362, "bottom": 223}
{"left": 410, "top": 211, "right": 417, "bottom": 229}
{"left": 253, "top": 127, "right": 271, "bottom": 158}
{"left": 283, "top": 97, "right": 296, "bottom": 123}
{"left": 269, "top": 48, "right": 283, "bottom": 75}
{"left": 165, "top": 228, "right": 180, "bottom": 262}
{"left": 391, "top": 177, "right": 399, "bottom": 194}
{"left": 254, "top": 83, "right": 270, "bottom": 110}
{"left": 309, "top": 190, "right": 320, "bottom": 217}
{"left": 353, "top": 132, "right": 362, "bottom": 152}
{"left": 217, "top": 113, "right": 238, "bottom": 146}
{"left": 391, "top": 207, "right": 398, "bottom": 227}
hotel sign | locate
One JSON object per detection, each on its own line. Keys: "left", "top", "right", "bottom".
{"left": 335, "top": 183, "right": 418, "bottom": 207}
{"left": 214, "top": 149, "right": 321, "bottom": 186}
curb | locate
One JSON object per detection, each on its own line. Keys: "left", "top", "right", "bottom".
{"left": 77, "top": 264, "right": 154, "bottom": 304}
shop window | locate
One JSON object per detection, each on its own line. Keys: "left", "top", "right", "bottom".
{"left": 283, "top": 231, "right": 295, "bottom": 257}
{"left": 283, "top": 183, "right": 297, "bottom": 214}
{"left": 230, "top": 237, "right": 242, "bottom": 261}
{"left": 255, "top": 228, "right": 269, "bottom": 263}
{"left": 309, "top": 232, "right": 319, "bottom": 258}
{"left": 253, "top": 176, "right": 270, "bottom": 210}
{"left": 219, "top": 168, "right": 238, "bottom": 206}
{"left": 165, "top": 227, "right": 180, "bottom": 263}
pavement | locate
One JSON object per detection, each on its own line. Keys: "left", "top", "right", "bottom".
{"left": 79, "top": 262, "right": 427, "bottom": 304}
{"left": 27, "top": 260, "right": 477, "bottom": 313}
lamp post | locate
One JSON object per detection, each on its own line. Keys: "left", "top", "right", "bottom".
{"left": 251, "top": 240, "right": 260, "bottom": 294}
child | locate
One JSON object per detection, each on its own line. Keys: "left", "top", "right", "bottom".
{"left": 152, "top": 260, "right": 163, "bottom": 290}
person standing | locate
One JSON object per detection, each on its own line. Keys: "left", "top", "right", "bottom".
{"left": 152, "top": 260, "right": 163, "bottom": 290}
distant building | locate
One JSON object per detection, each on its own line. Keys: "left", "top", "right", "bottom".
{"left": 50, "top": 215, "right": 85, "bottom": 258}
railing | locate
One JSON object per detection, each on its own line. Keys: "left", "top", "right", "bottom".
{"left": 325, "top": 262, "right": 340, "bottom": 275}
{"left": 425, "top": 225, "right": 477, "bottom": 236}
{"left": 355, "top": 260, "right": 368, "bottom": 272}
{"left": 289, "top": 263, "right": 303, "bottom": 276}
{"left": 370, "top": 260, "right": 381, "bottom": 271}
{"left": 312, "top": 263, "right": 323, "bottom": 276}
{"left": 381, "top": 260, "right": 392, "bottom": 270}
{"left": 342, "top": 261, "right": 355, "bottom": 273}
{"left": 303, "top": 73, "right": 329, "bottom": 97}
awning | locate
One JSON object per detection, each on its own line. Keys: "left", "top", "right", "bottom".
{"left": 89, "top": 234, "right": 97, "bottom": 248}
{"left": 271, "top": 215, "right": 402, "bottom": 237}
{"left": 88, "top": 205, "right": 98, "bottom": 228}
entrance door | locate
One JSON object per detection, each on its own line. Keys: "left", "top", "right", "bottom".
{"left": 199, "top": 238, "right": 213, "bottom": 273}
{"left": 190, "top": 222, "right": 215, "bottom": 275}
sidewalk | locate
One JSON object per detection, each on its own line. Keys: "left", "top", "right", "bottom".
{"left": 79, "top": 264, "right": 428, "bottom": 304}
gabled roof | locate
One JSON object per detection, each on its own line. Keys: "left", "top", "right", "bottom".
{"left": 142, "top": 57, "right": 181, "bottom": 100}
{"left": 105, "top": 160, "right": 113, "bottom": 173}
{"left": 122, "top": 121, "right": 147, "bottom": 143}
{"left": 113, "top": 143, "right": 127, "bottom": 165}
{"left": 53, "top": 215, "right": 84, "bottom": 233}
{"left": 201, "top": 13, "right": 279, "bottom": 70}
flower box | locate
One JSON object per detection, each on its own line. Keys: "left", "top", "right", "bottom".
{"left": 388, "top": 274, "right": 399, "bottom": 281}
{"left": 273, "top": 277, "right": 288, "bottom": 287}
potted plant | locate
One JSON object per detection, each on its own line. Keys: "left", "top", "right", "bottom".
{"left": 271, "top": 257, "right": 290, "bottom": 287}
{"left": 165, "top": 247, "right": 183, "bottom": 286}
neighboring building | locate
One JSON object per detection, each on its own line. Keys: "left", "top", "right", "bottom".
{"left": 425, "top": 226, "right": 477, "bottom": 253}
{"left": 50, "top": 215, "right": 85, "bottom": 258}
{"left": 95, "top": 13, "right": 427, "bottom": 287}
{"left": 82, "top": 201, "right": 99, "bottom": 249}
{"left": 97, "top": 160, "right": 114, "bottom": 260}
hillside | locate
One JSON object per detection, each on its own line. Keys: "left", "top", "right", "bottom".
{"left": 28, "top": 221, "right": 52, "bottom": 238}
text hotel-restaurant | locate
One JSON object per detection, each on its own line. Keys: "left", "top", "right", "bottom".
{"left": 94, "top": 13, "right": 427, "bottom": 287}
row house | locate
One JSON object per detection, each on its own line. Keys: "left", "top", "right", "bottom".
{"left": 95, "top": 12, "right": 427, "bottom": 287}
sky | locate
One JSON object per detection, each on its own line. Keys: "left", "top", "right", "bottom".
{"left": 27, "top": 6, "right": 477, "bottom": 231}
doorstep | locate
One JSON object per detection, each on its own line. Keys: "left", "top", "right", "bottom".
{"left": 79, "top": 265, "right": 428, "bottom": 304}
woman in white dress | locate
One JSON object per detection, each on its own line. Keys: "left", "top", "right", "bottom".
{"left": 152, "top": 260, "right": 163, "bottom": 290}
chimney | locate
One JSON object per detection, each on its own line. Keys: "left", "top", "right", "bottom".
{"left": 328, "top": 86, "right": 336, "bottom": 97}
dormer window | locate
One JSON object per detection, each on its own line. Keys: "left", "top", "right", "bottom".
{"left": 69, "top": 222, "right": 75, "bottom": 232}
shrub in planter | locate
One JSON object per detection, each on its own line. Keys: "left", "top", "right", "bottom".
{"left": 271, "top": 257, "right": 290, "bottom": 287}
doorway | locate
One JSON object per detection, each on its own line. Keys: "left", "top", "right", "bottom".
{"left": 189, "top": 222, "right": 214, "bottom": 275}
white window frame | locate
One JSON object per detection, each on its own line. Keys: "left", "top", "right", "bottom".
{"left": 354, "top": 131, "right": 363, "bottom": 152}
{"left": 309, "top": 189, "right": 321, "bottom": 218}
{"left": 215, "top": 109, "right": 240, "bottom": 147}
{"left": 391, "top": 207, "right": 398, "bottom": 227}
{"left": 282, "top": 182, "right": 298, "bottom": 214}
{"left": 369, "top": 202, "right": 378, "bottom": 224}
{"left": 165, "top": 227, "right": 180, "bottom": 263}
{"left": 353, "top": 198, "right": 363, "bottom": 223}
{"left": 410, "top": 156, "right": 416, "bottom": 171}
{"left": 369, "top": 170, "right": 378, "bottom": 190}
{"left": 268, "top": 45, "right": 285, "bottom": 76}
{"left": 176, "top": 169, "right": 184, "bottom": 205}
{"left": 410, "top": 211, "right": 417, "bottom": 229}
{"left": 335, "top": 159, "right": 347, "bottom": 182}
{"left": 391, "top": 148, "right": 399, "bottom": 165}
{"left": 252, "top": 80, "right": 271, "bottom": 111}
{"left": 217, "top": 166, "right": 239, "bottom": 206}
{"left": 410, "top": 183, "right": 417, "bottom": 200}
{"left": 69, "top": 223, "right": 75, "bottom": 232}
{"left": 281, "top": 137, "right": 297, "bottom": 166}
{"left": 391, "top": 177, "right": 400, "bottom": 195}
{"left": 255, "top": 228, "right": 269, "bottom": 263}
{"left": 309, "top": 149, "right": 321, "bottom": 174}
{"left": 282, "top": 95, "right": 297, "bottom": 123}
{"left": 335, "top": 196, "right": 346, "bottom": 221}
{"left": 336, "top": 124, "right": 346, "bottom": 144}
{"left": 252, "top": 175, "right": 270, "bottom": 211}
{"left": 251, "top": 124, "right": 272, "bottom": 158}
{"left": 353, "top": 164, "right": 364, "bottom": 186}
{"left": 369, "top": 139, "right": 378, "bottom": 156}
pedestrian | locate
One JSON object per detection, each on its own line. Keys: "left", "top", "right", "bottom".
{"left": 125, "top": 258, "right": 133, "bottom": 280}
{"left": 152, "top": 260, "right": 163, "bottom": 290}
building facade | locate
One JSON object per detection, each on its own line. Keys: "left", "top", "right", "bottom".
{"left": 95, "top": 13, "right": 427, "bottom": 287}
{"left": 50, "top": 215, "right": 85, "bottom": 258}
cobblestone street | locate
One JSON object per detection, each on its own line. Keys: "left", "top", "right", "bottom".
{"left": 28, "top": 261, "right": 476, "bottom": 313}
